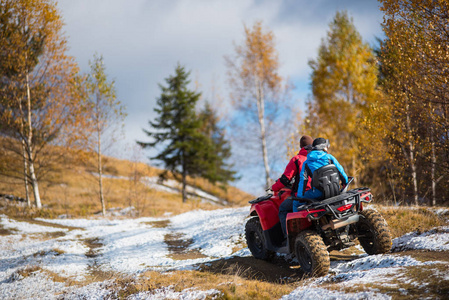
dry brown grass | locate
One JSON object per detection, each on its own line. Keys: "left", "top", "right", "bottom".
{"left": 109, "top": 270, "right": 296, "bottom": 300}
{"left": 0, "top": 147, "right": 253, "bottom": 218}
{"left": 371, "top": 205, "right": 447, "bottom": 238}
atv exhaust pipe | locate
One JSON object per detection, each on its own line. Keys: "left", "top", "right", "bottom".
{"left": 322, "top": 214, "right": 359, "bottom": 230}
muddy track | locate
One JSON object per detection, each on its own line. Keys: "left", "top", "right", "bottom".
{"left": 197, "top": 249, "right": 449, "bottom": 284}
{"left": 196, "top": 252, "right": 366, "bottom": 283}
{"left": 145, "top": 219, "right": 209, "bottom": 261}
{"left": 83, "top": 237, "right": 117, "bottom": 280}
{"left": 197, "top": 255, "right": 304, "bottom": 283}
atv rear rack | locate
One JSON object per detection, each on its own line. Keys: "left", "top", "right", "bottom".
{"left": 290, "top": 188, "right": 372, "bottom": 220}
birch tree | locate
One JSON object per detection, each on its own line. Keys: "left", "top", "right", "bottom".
{"left": 0, "top": 0, "right": 87, "bottom": 208}
{"left": 380, "top": 0, "right": 449, "bottom": 205}
{"left": 226, "top": 21, "right": 288, "bottom": 189}
{"left": 85, "top": 54, "right": 125, "bottom": 216}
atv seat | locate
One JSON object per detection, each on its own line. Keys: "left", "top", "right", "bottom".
{"left": 312, "top": 164, "right": 341, "bottom": 200}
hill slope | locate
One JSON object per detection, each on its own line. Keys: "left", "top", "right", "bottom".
{"left": 0, "top": 152, "right": 253, "bottom": 217}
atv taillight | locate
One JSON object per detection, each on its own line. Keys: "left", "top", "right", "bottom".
{"left": 337, "top": 204, "right": 353, "bottom": 212}
{"left": 307, "top": 209, "right": 326, "bottom": 221}
{"left": 361, "top": 192, "right": 372, "bottom": 203}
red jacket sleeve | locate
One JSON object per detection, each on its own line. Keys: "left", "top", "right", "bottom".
{"left": 272, "top": 157, "right": 298, "bottom": 192}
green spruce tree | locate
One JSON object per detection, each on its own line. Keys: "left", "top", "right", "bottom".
{"left": 198, "top": 101, "right": 236, "bottom": 188}
{"left": 139, "top": 65, "right": 232, "bottom": 202}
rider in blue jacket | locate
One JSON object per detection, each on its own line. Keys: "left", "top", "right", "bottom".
{"left": 293, "top": 138, "right": 348, "bottom": 212}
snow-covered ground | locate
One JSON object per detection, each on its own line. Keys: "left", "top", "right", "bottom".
{"left": 1, "top": 207, "right": 448, "bottom": 299}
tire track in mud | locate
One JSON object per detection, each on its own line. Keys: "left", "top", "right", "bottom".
{"left": 145, "top": 219, "right": 207, "bottom": 260}
{"left": 83, "top": 237, "right": 115, "bottom": 280}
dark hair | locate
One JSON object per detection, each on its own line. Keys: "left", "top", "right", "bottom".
{"left": 300, "top": 135, "right": 313, "bottom": 148}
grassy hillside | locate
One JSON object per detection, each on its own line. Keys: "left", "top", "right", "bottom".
{"left": 0, "top": 148, "right": 253, "bottom": 218}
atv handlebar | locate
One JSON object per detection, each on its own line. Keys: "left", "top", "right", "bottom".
{"left": 341, "top": 176, "right": 354, "bottom": 193}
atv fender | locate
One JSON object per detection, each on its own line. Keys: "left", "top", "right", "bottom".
{"left": 286, "top": 211, "right": 313, "bottom": 235}
{"left": 250, "top": 201, "right": 280, "bottom": 231}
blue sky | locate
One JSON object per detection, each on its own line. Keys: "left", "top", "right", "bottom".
{"left": 57, "top": 0, "right": 384, "bottom": 194}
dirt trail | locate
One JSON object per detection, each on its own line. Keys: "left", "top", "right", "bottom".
{"left": 198, "top": 255, "right": 304, "bottom": 283}
{"left": 196, "top": 250, "right": 444, "bottom": 284}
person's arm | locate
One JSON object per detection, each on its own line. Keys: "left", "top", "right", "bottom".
{"left": 272, "top": 157, "right": 297, "bottom": 191}
{"left": 329, "top": 154, "right": 348, "bottom": 185}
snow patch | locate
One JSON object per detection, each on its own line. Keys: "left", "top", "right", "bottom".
{"left": 0, "top": 271, "right": 65, "bottom": 300}
{"left": 129, "top": 286, "right": 222, "bottom": 300}
{"left": 282, "top": 287, "right": 391, "bottom": 300}
{"left": 2, "top": 208, "right": 449, "bottom": 299}
{"left": 392, "top": 227, "right": 449, "bottom": 252}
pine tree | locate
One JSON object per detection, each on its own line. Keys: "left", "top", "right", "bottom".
{"left": 198, "top": 101, "right": 236, "bottom": 187}
{"left": 138, "top": 65, "right": 216, "bottom": 203}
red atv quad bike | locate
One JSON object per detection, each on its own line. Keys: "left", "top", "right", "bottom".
{"left": 245, "top": 164, "right": 392, "bottom": 277}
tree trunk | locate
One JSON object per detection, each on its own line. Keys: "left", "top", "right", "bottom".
{"left": 17, "top": 96, "right": 30, "bottom": 206}
{"left": 430, "top": 106, "right": 437, "bottom": 207}
{"left": 255, "top": 79, "right": 270, "bottom": 188}
{"left": 97, "top": 107, "right": 106, "bottom": 216}
{"left": 21, "top": 141, "right": 30, "bottom": 207}
{"left": 431, "top": 128, "right": 437, "bottom": 206}
{"left": 26, "top": 72, "right": 41, "bottom": 209}
{"left": 181, "top": 154, "right": 187, "bottom": 203}
{"left": 404, "top": 102, "right": 419, "bottom": 206}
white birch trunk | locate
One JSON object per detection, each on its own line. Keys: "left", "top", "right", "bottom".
{"left": 405, "top": 102, "right": 418, "bottom": 206}
{"left": 96, "top": 94, "right": 106, "bottom": 216}
{"left": 17, "top": 97, "right": 31, "bottom": 206}
{"left": 255, "top": 78, "right": 270, "bottom": 188}
{"left": 431, "top": 124, "right": 436, "bottom": 206}
{"left": 21, "top": 140, "right": 30, "bottom": 207}
{"left": 26, "top": 72, "right": 41, "bottom": 209}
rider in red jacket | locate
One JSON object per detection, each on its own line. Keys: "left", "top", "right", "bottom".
{"left": 272, "top": 135, "right": 313, "bottom": 238}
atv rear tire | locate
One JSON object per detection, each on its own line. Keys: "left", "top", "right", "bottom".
{"left": 295, "top": 230, "right": 329, "bottom": 277}
{"left": 245, "top": 217, "right": 274, "bottom": 260}
{"left": 357, "top": 209, "right": 392, "bottom": 255}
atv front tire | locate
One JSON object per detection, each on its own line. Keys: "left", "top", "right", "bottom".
{"left": 357, "top": 209, "right": 392, "bottom": 255}
{"left": 245, "top": 217, "right": 274, "bottom": 260}
{"left": 295, "top": 230, "right": 330, "bottom": 277}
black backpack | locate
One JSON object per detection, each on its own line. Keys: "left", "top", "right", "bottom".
{"left": 312, "top": 164, "right": 341, "bottom": 200}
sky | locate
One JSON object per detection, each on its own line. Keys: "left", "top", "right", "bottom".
{"left": 56, "top": 0, "right": 384, "bottom": 193}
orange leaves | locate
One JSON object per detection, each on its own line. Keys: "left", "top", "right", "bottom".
{"left": 238, "top": 21, "right": 281, "bottom": 91}
{"left": 225, "top": 21, "right": 288, "bottom": 187}
{"left": 227, "top": 21, "right": 284, "bottom": 106}
{"left": 303, "top": 11, "right": 385, "bottom": 186}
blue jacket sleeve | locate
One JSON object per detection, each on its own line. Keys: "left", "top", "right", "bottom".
{"left": 296, "top": 162, "right": 307, "bottom": 197}
{"left": 328, "top": 154, "right": 348, "bottom": 185}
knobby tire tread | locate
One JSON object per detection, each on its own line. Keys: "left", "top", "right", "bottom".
{"left": 295, "top": 230, "right": 330, "bottom": 277}
{"left": 245, "top": 217, "right": 274, "bottom": 260}
{"left": 358, "top": 209, "right": 392, "bottom": 255}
